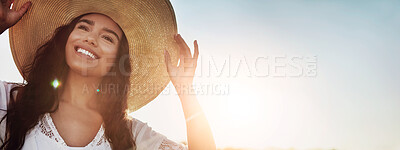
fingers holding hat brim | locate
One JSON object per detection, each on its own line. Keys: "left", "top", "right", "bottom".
{"left": 5, "top": 1, "right": 31, "bottom": 28}
{"left": 193, "top": 40, "right": 199, "bottom": 68}
{"left": 175, "top": 34, "right": 192, "bottom": 58}
{"left": 15, "top": 1, "right": 31, "bottom": 16}
{"left": 175, "top": 34, "right": 199, "bottom": 67}
{"left": 164, "top": 50, "right": 174, "bottom": 71}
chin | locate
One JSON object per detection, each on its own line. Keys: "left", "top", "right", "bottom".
{"left": 67, "top": 62, "right": 95, "bottom": 77}
{"left": 66, "top": 57, "right": 114, "bottom": 78}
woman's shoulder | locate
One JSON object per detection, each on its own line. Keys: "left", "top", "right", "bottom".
{"left": 0, "top": 80, "right": 22, "bottom": 92}
{"left": 0, "top": 80, "right": 23, "bottom": 111}
{"left": 129, "top": 117, "right": 166, "bottom": 140}
{"left": 129, "top": 117, "right": 188, "bottom": 150}
{"left": 129, "top": 117, "right": 166, "bottom": 150}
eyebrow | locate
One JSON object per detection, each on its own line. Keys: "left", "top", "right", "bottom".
{"left": 77, "top": 19, "right": 120, "bottom": 41}
{"left": 102, "top": 27, "right": 120, "bottom": 41}
{"left": 78, "top": 19, "right": 94, "bottom": 25}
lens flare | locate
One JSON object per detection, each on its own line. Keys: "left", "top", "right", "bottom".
{"left": 52, "top": 79, "right": 60, "bottom": 89}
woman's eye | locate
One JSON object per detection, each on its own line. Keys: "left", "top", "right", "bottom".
{"left": 77, "top": 25, "right": 89, "bottom": 31}
{"left": 102, "top": 35, "right": 114, "bottom": 43}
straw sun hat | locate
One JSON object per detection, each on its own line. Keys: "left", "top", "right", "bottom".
{"left": 9, "top": 0, "right": 180, "bottom": 112}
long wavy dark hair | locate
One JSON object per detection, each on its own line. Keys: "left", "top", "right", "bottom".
{"left": 0, "top": 13, "right": 135, "bottom": 150}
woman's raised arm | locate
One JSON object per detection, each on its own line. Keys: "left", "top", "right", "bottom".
{"left": 0, "top": 0, "right": 31, "bottom": 34}
{"left": 164, "top": 34, "right": 216, "bottom": 150}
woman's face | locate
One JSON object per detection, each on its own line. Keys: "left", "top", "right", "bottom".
{"left": 65, "top": 14, "right": 123, "bottom": 77}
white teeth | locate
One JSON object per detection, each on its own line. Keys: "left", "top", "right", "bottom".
{"left": 77, "top": 48, "right": 96, "bottom": 59}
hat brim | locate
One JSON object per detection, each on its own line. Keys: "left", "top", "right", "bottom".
{"left": 9, "top": 0, "right": 179, "bottom": 112}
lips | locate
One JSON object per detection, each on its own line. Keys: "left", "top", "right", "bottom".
{"left": 74, "top": 45, "right": 100, "bottom": 60}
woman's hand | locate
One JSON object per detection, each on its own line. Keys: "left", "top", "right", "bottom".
{"left": 0, "top": 0, "right": 31, "bottom": 34}
{"left": 164, "top": 34, "right": 199, "bottom": 94}
{"left": 164, "top": 35, "right": 216, "bottom": 150}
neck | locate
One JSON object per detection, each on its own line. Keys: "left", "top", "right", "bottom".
{"left": 59, "top": 69, "right": 102, "bottom": 109}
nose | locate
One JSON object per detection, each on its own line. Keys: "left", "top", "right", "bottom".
{"left": 84, "top": 34, "right": 97, "bottom": 47}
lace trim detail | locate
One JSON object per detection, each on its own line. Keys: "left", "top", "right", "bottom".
{"left": 91, "top": 123, "right": 107, "bottom": 147}
{"left": 39, "top": 113, "right": 110, "bottom": 148}
{"left": 94, "top": 128, "right": 108, "bottom": 146}
{"left": 40, "top": 113, "right": 67, "bottom": 146}
{"left": 158, "top": 138, "right": 188, "bottom": 150}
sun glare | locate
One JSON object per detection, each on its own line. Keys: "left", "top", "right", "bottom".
{"left": 220, "top": 87, "right": 261, "bottom": 128}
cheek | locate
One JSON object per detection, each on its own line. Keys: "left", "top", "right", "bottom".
{"left": 66, "top": 31, "right": 79, "bottom": 44}
{"left": 101, "top": 42, "right": 119, "bottom": 57}
{"left": 65, "top": 32, "right": 79, "bottom": 56}
{"left": 99, "top": 43, "right": 119, "bottom": 65}
{"left": 65, "top": 35, "right": 75, "bottom": 64}
{"left": 95, "top": 44, "right": 120, "bottom": 75}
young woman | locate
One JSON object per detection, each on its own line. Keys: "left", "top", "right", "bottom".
{"left": 0, "top": 0, "right": 215, "bottom": 149}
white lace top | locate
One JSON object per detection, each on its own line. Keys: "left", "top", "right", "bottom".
{"left": 0, "top": 80, "right": 188, "bottom": 150}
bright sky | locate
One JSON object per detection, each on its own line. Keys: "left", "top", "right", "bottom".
{"left": 1, "top": 0, "right": 400, "bottom": 150}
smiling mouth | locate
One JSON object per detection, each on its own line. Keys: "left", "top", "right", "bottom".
{"left": 74, "top": 46, "right": 99, "bottom": 60}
